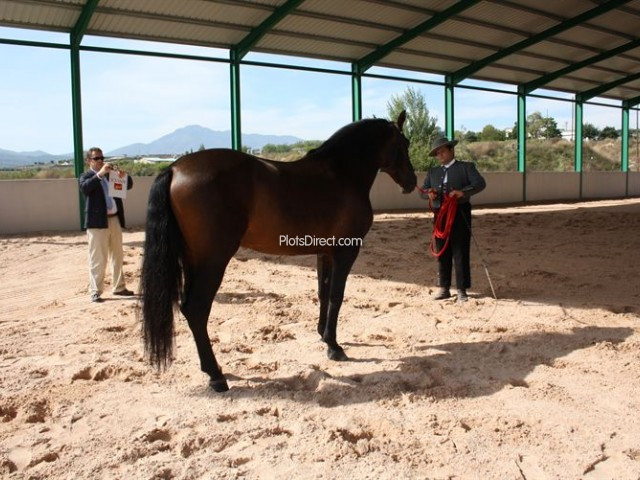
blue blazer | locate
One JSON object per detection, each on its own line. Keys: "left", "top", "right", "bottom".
{"left": 79, "top": 170, "right": 134, "bottom": 229}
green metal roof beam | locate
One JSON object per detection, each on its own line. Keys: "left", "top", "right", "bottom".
{"left": 355, "top": 0, "right": 480, "bottom": 73}
{"left": 624, "top": 95, "right": 640, "bottom": 107}
{"left": 70, "top": 0, "right": 100, "bottom": 47}
{"left": 576, "top": 71, "right": 640, "bottom": 103}
{"left": 232, "top": 0, "right": 305, "bottom": 61}
{"left": 451, "top": 0, "right": 633, "bottom": 85}
{"left": 523, "top": 37, "right": 640, "bottom": 94}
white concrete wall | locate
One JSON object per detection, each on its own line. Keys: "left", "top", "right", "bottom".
{"left": 477, "top": 172, "right": 523, "bottom": 205}
{"left": 0, "top": 179, "right": 81, "bottom": 233}
{"left": 526, "top": 172, "right": 580, "bottom": 202}
{"left": 371, "top": 171, "right": 522, "bottom": 210}
{"left": 1, "top": 171, "right": 638, "bottom": 234}
{"left": 629, "top": 172, "right": 640, "bottom": 196}
{"left": 582, "top": 171, "right": 628, "bottom": 199}
{"left": 123, "top": 176, "right": 156, "bottom": 228}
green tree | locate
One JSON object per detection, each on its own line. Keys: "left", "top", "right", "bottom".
{"left": 386, "top": 86, "right": 440, "bottom": 170}
{"left": 510, "top": 112, "right": 562, "bottom": 139}
{"left": 456, "top": 126, "right": 478, "bottom": 143}
{"left": 198, "top": 144, "right": 206, "bottom": 151}
{"left": 464, "top": 130, "right": 478, "bottom": 142}
{"left": 262, "top": 143, "right": 291, "bottom": 154}
{"left": 479, "top": 124, "right": 506, "bottom": 141}
{"left": 527, "top": 111, "right": 545, "bottom": 139}
{"left": 598, "top": 126, "right": 619, "bottom": 140}
{"left": 583, "top": 123, "right": 599, "bottom": 140}
{"left": 541, "top": 116, "right": 562, "bottom": 139}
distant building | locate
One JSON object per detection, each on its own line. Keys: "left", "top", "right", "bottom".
{"left": 560, "top": 129, "right": 575, "bottom": 141}
{"left": 136, "top": 156, "right": 178, "bottom": 164}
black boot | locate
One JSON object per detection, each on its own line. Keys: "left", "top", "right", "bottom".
{"left": 433, "top": 288, "right": 451, "bottom": 300}
{"left": 457, "top": 289, "right": 469, "bottom": 303}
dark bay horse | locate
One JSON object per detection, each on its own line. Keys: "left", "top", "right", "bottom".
{"left": 140, "top": 112, "right": 416, "bottom": 392}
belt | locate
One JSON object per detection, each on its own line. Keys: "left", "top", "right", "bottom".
{"left": 108, "top": 213, "right": 118, "bottom": 217}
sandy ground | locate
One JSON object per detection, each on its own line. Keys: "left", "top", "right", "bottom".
{"left": 1, "top": 198, "right": 639, "bottom": 479}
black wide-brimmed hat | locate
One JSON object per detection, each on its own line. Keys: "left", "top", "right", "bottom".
{"left": 429, "top": 136, "right": 459, "bottom": 156}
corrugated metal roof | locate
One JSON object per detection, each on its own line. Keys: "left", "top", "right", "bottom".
{"left": 1, "top": 0, "right": 640, "bottom": 101}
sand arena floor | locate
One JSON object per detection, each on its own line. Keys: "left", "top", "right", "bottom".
{"left": 1, "top": 199, "right": 639, "bottom": 479}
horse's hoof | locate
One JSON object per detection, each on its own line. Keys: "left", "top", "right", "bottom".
{"left": 327, "top": 347, "right": 349, "bottom": 361}
{"left": 209, "top": 378, "right": 230, "bottom": 392}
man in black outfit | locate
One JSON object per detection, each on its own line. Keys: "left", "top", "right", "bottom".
{"left": 420, "top": 137, "right": 486, "bottom": 302}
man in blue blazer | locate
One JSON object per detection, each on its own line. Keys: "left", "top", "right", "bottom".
{"left": 420, "top": 137, "right": 486, "bottom": 302}
{"left": 79, "top": 147, "right": 134, "bottom": 303}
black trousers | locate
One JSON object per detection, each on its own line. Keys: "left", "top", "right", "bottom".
{"left": 434, "top": 202, "right": 472, "bottom": 290}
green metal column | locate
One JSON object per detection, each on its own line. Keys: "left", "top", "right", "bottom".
{"left": 70, "top": 46, "right": 85, "bottom": 227}
{"left": 70, "top": 0, "right": 99, "bottom": 229}
{"left": 622, "top": 100, "right": 630, "bottom": 196}
{"left": 574, "top": 100, "right": 583, "bottom": 173}
{"left": 229, "top": 0, "right": 304, "bottom": 150}
{"left": 574, "top": 99, "right": 584, "bottom": 199}
{"left": 71, "top": 47, "right": 84, "bottom": 178}
{"left": 230, "top": 54, "right": 242, "bottom": 151}
{"left": 351, "top": 65, "right": 362, "bottom": 122}
{"left": 445, "top": 76, "right": 454, "bottom": 138}
{"left": 622, "top": 101, "right": 630, "bottom": 172}
{"left": 517, "top": 86, "right": 526, "bottom": 201}
{"left": 517, "top": 87, "right": 526, "bottom": 172}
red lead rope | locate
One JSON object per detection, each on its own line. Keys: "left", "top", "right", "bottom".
{"left": 416, "top": 186, "right": 458, "bottom": 258}
{"left": 430, "top": 194, "right": 457, "bottom": 258}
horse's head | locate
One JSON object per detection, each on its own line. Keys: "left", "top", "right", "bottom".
{"left": 379, "top": 111, "right": 417, "bottom": 194}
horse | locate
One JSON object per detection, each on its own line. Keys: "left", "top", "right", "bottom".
{"left": 140, "top": 111, "right": 417, "bottom": 392}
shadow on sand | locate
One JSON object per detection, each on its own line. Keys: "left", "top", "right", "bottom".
{"left": 194, "top": 326, "right": 632, "bottom": 406}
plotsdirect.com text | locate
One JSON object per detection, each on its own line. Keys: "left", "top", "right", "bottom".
{"left": 279, "top": 235, "right": 363, "bottom": 247}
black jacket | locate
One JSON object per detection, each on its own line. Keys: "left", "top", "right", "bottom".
{"left": 420, "top": 160, "right": 486, "bottom": 205}
{"left": 79, "top": 170, "right": 134, "bottom": 229}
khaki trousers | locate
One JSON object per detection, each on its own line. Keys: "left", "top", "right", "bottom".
{"left": 87, "top": 216, "right": 126, "bottom": 295}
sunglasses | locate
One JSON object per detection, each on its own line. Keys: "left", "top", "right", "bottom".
{"left": 90, "top": 156, "right": 105, "bottom": 161}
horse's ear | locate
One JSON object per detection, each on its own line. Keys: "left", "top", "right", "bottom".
{"left": 397, "top": 110, "right": 407, "bottom": 131}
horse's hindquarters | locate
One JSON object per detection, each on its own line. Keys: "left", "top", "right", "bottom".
{"left": 170, "top": 153, "right": 253, "bottom": 263}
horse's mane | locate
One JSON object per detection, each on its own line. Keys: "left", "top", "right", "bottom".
{"left": 305, "top": 118, "right": 391, "bottom": 160}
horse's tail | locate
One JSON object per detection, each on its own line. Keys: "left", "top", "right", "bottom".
{"left": 139, "top": 167, "right": 183, "bottom": 369}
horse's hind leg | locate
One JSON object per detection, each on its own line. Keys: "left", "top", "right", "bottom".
{"left": 181, "top": 261, "right": 231, "bottom": 392}
{"left": 316, "top": 254, "right": 332, "bottom": 337}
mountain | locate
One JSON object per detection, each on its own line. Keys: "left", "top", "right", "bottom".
{"left": 107, "top": 125, "right": 303, "bottom": 156}
{"left": 0, "top": 126, "right": 304, "bottom": 167}
{"left": 0, "top": 148, "right": 72, "bottom": 168}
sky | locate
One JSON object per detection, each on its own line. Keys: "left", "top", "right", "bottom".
{"left": 0, "top": 26, "right": 636, "bottom": 155}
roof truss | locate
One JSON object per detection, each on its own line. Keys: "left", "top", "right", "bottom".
{"left": 450, "top": 0, "right": 634, "bottom": 85}
{"left": 577, "top": 71, "right": 640, "bottom": 102}
{"left": 354, "top": 0, "right": 480, "bottom": 73}
{"left": 231, "top": 0, "right": 305, "bottom": 61}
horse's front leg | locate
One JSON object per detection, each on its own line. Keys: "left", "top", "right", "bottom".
{"left": 316, "top": 254, "right": 332, "bottom": 337}
{"left": 322, "top": 247, "right": 360, "bottom": 361}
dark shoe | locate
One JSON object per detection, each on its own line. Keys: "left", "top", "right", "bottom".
{"left": 457, "top": 289, "right": 469, "bottom": 303}
{"left": 433, "top": 288, "right": 451, "bottom": 300}
{"left": 114, "top": 288, "right": 135, "bottom": 296}
{"left": 91, "top": 293, "right": 103, "bottom": 303}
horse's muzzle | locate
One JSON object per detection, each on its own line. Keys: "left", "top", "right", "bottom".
{"left": 401, "top": 174, "right": 417, "bottom": 194}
